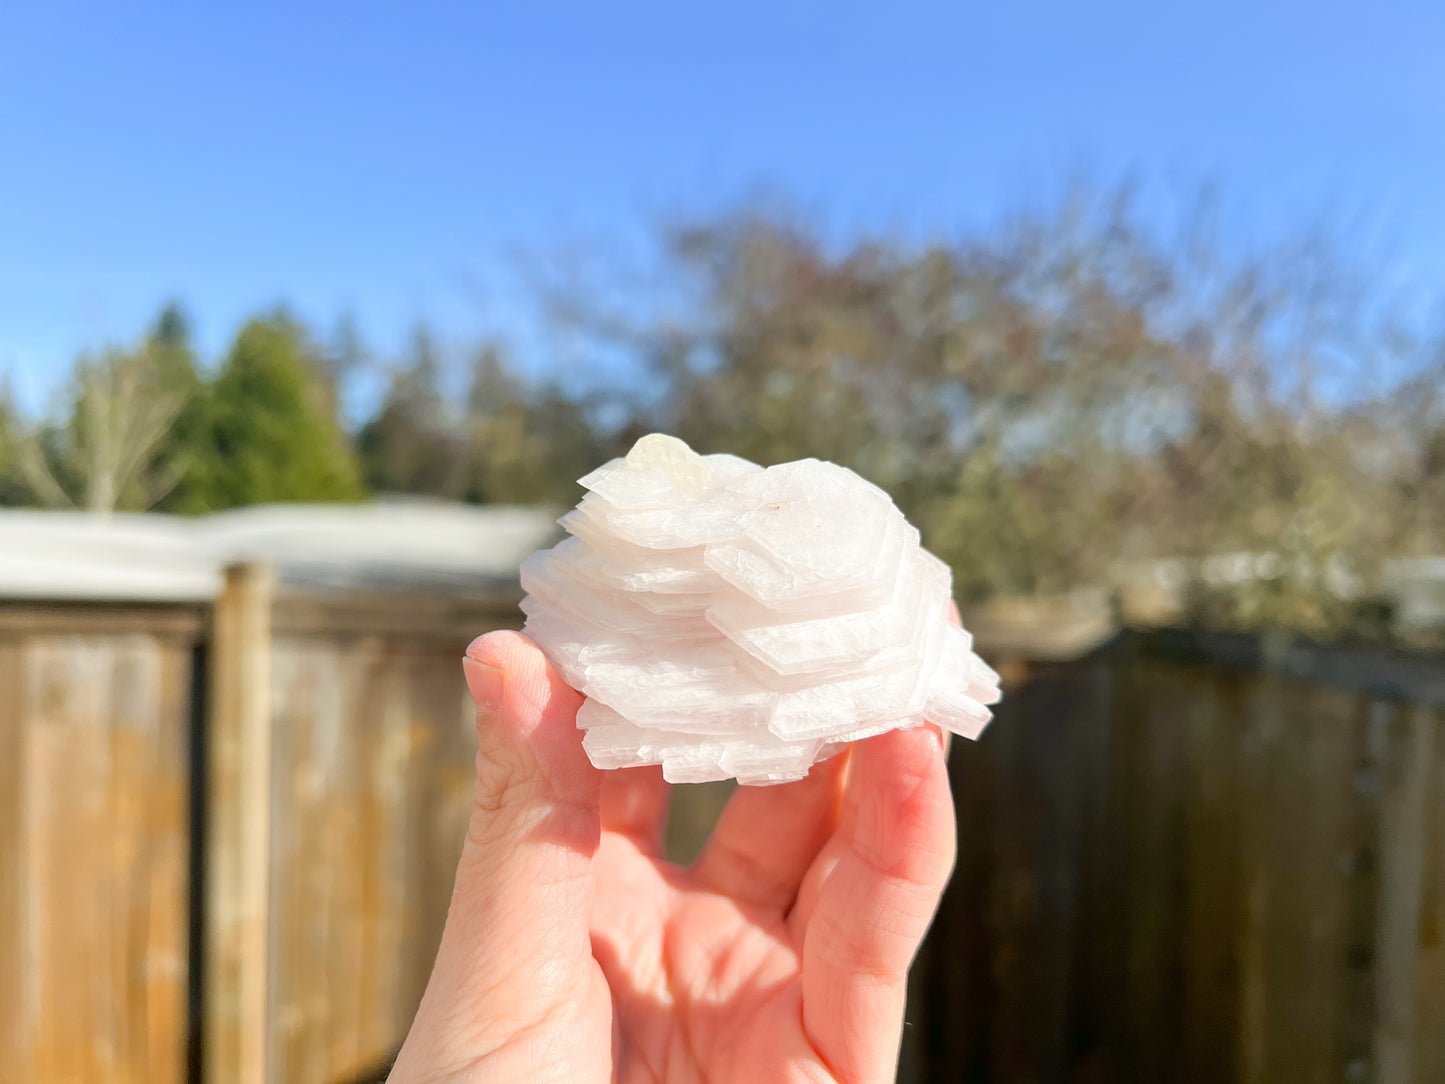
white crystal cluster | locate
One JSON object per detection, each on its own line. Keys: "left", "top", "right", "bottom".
{"left": 519, "top": 434, "right": 1002, "bottom": 785}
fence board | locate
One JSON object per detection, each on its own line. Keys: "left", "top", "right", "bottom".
{"left": 406, "top": 651, "right": 478, "bottom": 1017}
{"left": 207, "top": 564, "right": 275, "bottom": 1084}
{"left": 1177, "top": 665, "right": 1244, "bottom": 1084}
{"left": 1110, "top": 661, "right": 1189, "bottom": 1082}
{"left": 1252, "top": 679, "right": 1357, "bottom": 1083}
{"left": 995, "top": 661, "right": 1106, "bottom": 1083}
{"left": 920, "top": 673, "right": 998, "bottom": 1082}
{"left": 264, "top": 629, "right": 491, "bottom": 1084}
{"left": 1413, "top": 710, "right": 1445, "bottom": 1082}
{"left": 1372, "top": 704, "right": 1437, "bottom": 1083}
{"left": 0, "top": 639, "right": 26, "bottom": 1083}
{"left": 149, "top": 644, "right": 192, "bottom": 1082}
{"left": 1336, "top": 699, "right": 1385, "bottom": 1081}
{"left": 0, "top": 629, "right": 191, "bottom": 1084}
{"left": 1056, "top": 660, "right": 1115, "bottom": 1084}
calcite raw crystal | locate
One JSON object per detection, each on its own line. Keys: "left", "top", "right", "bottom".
{"left": 519, "top": 434, "right": 1002, "bottom": 785}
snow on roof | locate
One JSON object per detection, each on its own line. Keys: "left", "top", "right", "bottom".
{"left": 0, "top": 501, "right": 563, "bottom": 603}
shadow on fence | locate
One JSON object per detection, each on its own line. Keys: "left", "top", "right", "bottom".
{"left": 907, "top": 631, "right": 1445, "bottom": 1083}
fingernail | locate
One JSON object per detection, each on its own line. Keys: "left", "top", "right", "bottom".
{"left": 463, "top": 656, "right": 504, "bottom": 713}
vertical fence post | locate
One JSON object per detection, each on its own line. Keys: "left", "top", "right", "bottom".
{"left": 207, "top": 564, "right": 275, "bottom": 1084}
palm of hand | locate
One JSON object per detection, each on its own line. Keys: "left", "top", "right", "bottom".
{"left": 390, "top": 632, "right": 957, "bottom": 1084}
{"left": 595, "top": 837, "right": 820, "bottom": 1083}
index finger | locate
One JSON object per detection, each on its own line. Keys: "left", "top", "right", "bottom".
{"left": 792, "top": 726, "right": 957, "bottom": 1081}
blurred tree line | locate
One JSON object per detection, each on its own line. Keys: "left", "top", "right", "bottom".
{"left": 3, "top": 187, "right": 1443, "bottom": 636}
{"left": 0, "top": 307, "right": 606, "bottom": 515}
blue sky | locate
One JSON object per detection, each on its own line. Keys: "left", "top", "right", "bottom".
{"left": 2, "top": 0, "right": 1442, "bottom": 412}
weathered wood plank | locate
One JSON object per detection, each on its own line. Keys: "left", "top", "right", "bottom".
{"left": 1143, "top": 628, "right": 1445, "bottom": 710}
{"left": 1057, "top": 660, "right": 1115, "bottom": 1082}
{"left": 1372, "top": 703, "right": 1436, "bottom": 1083}
{"left": 206, "top": 564, "right": 275, "bottom": 1084}
{"left": 406, "top": 650, "right": 474, "bottom": 1022}
{"left": 982, "top": 662, "right": 1103, "bottom": 1082}
{"left": 357, "top": 640, "right": 409, "bottom": 1078}
{"left": 1334, "top": 699, "right": 1385, "bottom": 1083}
{"left": 3, "top": 632, "right": 190, "bottom": 1084}
{"left": 1236, "top": 671, "right": 1284, "bottom": 1084}
{"left": 1235, "top": 675, "right": 1360, "bottom": 1083}
{"left": 923, "top": 678, "right": 998, "bottom": 1083}
{"left": 1111, "top": 661, "right": 1188, "bottom": 1082}
{"left": 1413, "top": 709, "right": 1445, "bottom": 1083}
{"left": 1177, "top": 665, "right": 1244, "bottom": 1084}
{"left": 1287, "top": 685, "right": 1358, "bottom": 1083}
{"left": 0, "top": 639, "right": 27, "bottom": 1083}
{"left": 28, "top": 639, "right": 113, "bottom": 1082}
{"left": 268, "top": 638, "right": 335, "bottom": 1084}
{"left": 0, "top": 604, "right": 205, "bottom": 637}
{"left": 261, "top": 632, "right": 479, "bottom": 1084}
{"left": 271, "top": 590, "right": 523, "bottom": 639}
{"left": 146, "top": 641, "right": 192, "bottom": 1084}
{"left": 354, "top": 640, "right": 400, "bottom": 1077}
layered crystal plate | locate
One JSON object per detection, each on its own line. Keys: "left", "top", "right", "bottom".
{"left": 520, "top": 434, "right": 1002, "bottom": 784}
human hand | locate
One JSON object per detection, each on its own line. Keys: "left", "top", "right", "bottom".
{"left": 388, "top": 629, "right": 957, "bottom": 1084}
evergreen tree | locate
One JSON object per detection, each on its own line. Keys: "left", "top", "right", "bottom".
{"left": 357, "top": 325, "right": 465, "bottom": 497}
{"left": 0, "top": 393, "right": 27, "bottom": 505}
{"left": 319, "top": 311, "right": 368, "bottom": 423}
{"left": 464, "top": 345, "right": 605, "bottom": 505}
{"left": 175, "top": 313, "right": 365, "bottom": 510}
{"left": 147, "top": 302, "right": 209, "bottom": 510}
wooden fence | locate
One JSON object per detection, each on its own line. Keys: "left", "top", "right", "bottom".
{"left": 908, "top": 631, "right": 1445, "bottom": 1083}
{"left": 0, "top": 604, "right": 199, "bottom": 1084}
{"left": 0, "top": 569, "right": 521, "bottom": 1084}
{"left": 2, "top": 579, "right": 1444, "bottom": 1083}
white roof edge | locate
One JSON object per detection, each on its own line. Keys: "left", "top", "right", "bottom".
{"left": 0, "top": 503, "right": 561, "bottom": 604}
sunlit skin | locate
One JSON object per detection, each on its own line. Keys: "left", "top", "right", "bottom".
{"left": 389, "top": 628, "right": 958, "bottom": 1084}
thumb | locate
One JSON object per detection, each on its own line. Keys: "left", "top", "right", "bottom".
{"left": 395, "top": 630, "right": 602, "bottom": 1074}
{"left": 462, "top": 629, "right": 600, "bottom": 864}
